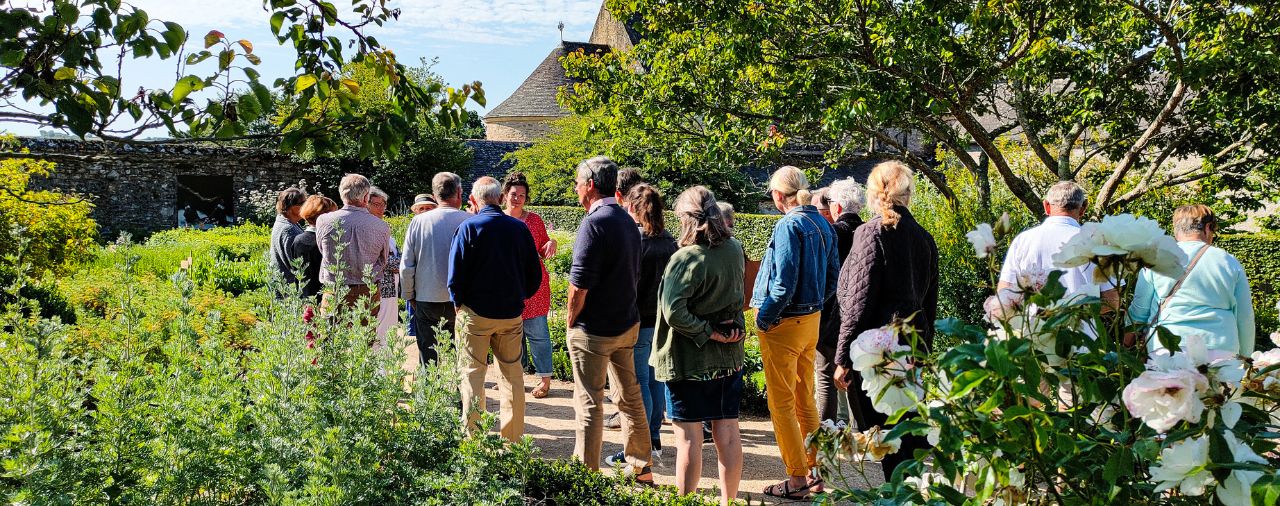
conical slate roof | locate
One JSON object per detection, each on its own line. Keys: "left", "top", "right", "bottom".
{"left": 484, "top": 42, "right": 609, "bottom": 120}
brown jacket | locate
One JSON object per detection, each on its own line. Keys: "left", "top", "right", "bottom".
{"left": 836, "top": 206, "right": 939, "bottom": 368}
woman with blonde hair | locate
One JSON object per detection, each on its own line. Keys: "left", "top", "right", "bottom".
{"left": 750, "top": 166, "right": 840, "bottom": 499}
{"left": 652, "top": 186, "right": 745, "bottom": 505}
{"left": 834, "top": 160, "right": 938, "bottom": 479}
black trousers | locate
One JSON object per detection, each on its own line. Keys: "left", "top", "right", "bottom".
{"left": 411, "top": 300, "right": 455, "bottom": 364}
{"left": 815, "top": 340, "right": 846, "bottom": 423}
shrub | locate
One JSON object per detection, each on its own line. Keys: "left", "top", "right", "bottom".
{"left": 0, "top": 143, "right": 98, "bottom": 277}
{"left": 1218, "top": 233, "right": 1280, "bottom": 346}
{"left": 815, "top": 214, "right": 1280, "bottom": 505}
{"left": 4, "top": 227, "right": 720, "bottom": 505}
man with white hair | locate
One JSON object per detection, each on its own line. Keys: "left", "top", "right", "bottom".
{"left": 316, "top": 174, "right": 391, "bottom": 317}
{"left": 401, "top": 171, "right": 471, "bottom": 364}
{"left": 816, "top": 178, "right": 866, "bottom": 424}
{"left": 999, "top": 181, "right": 1117, "bottom": 303}
{"left": 448, "top": 176, "right": 543, "bottom": 441}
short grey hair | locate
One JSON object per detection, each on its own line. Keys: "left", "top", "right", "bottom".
{"left": 829, "top": 178, "right": 866, "bottom": 215}
{"left": 1044, "top": 181, "right": 1085, "bottom": 211}
{"left": 338, "top": 174, "right": 371, "bottom": 205}
{"left": 368, "top": 186, "right": 389, "bottom": 203}
{"left": 576, "top": 156, "right": 619, "bottom": 196}
{"left": 432, "top": 172, "right": 462, "bottom": 201}
{"left": 471, "top": 176, "right": 502, "bottom": 205}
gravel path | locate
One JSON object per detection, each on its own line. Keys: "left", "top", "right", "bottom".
{"left": 481, "top": 369, "right": 883, "bottom": 504}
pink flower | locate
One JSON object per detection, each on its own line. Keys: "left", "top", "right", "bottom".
{"left": 1122, "top": 369, "right": 1209, "bottom": 432}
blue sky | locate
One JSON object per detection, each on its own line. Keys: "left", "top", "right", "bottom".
{"left": 1, "top": 0, "right": 602, "bottom": 137}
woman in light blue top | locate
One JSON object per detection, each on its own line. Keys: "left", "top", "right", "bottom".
{"left": 1130, "top": 205, "right": 1255, "bottom": 355}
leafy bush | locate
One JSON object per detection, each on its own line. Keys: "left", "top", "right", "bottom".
{"left": 6, "top": 233, "right": 715, "bottom": 504}
{"left": 815, "top": 214, "right": 1280, "bottom": 505}
{"left": 1218, "top": 233, "right": 1280, "bottom": 346}
{"left": 0, "top": 141, "right": 98, "bottom": 277}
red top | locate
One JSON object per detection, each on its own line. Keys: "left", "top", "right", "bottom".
{"left": 520, "top": 211, "right": 552, "bottom": 319}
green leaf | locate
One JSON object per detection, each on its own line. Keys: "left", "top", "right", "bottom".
{"left": 1103, "top": 450, "right": 1132, "bottom": 485}
{"left": 243, "top": 67, "right": 260, "bottom": 81}
{"left": 235, "top": 95, "right": 261, "bottom": 123}
{"left": 250, "top": 82, "right": 273, "bottom": 111}
{"left": 171, "top": 76, "right": 204, "bottom": 102}
{"left": 186, "top": 51, "right": 212, "bottom": 65}
{"left": 244, "top": 53, "right": 262, "bottom": 65}
{"left": 218, "top": 50, "right": 234, "bottom": 71}
{"left": 1155, "top": 326, "right": 1181, "bottom": 353}
{"left": 949, "top": 369, "right": 988, "bottom": 398}
{"left": 270, "top": 12, "right": 286, "bottom": 35}
{"left": 161, "top": 21, "right": 186, "bottom": 50}
{"left": 294, "top": 74, "right": 317, "bottom": 93}
{"left": 203, "top": 30, "right": 224, "bottom": 48}
{"left": 985, "top": 341, "right": 1014, "bottom": 376}
{"left": 53, "top": 67, "right": 77, "bottom": 80}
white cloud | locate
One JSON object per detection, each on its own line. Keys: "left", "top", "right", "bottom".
{"left": 120, "top": 0, "right": 600, "bottom": 45}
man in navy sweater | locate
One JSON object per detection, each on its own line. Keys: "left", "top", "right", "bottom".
{"left": 565, "top": 156, "right": 652, "bottom": 483}
{"left": 448, "top": 176, "right": 542, "bottom": 442}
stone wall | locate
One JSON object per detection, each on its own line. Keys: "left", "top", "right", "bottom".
{"left": 483, "top": 117, "right": 559, "bottom": 142}
{"left": 17, "top": 138, "right": 306, "bottom": 238}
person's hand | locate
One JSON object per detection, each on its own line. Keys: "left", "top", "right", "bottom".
{"left": 541, "top": 239, "right": 557, "bottom": 259}
{"left": 710, "top": 320, "right": 745, "bottom": 343}
{"left": 834, "top": 365, "right": 852, "bottom": 391}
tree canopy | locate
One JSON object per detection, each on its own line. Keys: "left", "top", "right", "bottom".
{"left": 0, "top": 0, "right": 483, "bottom": 158}
{"left": 564, "top": 0, "right": 1280, "bottom": 218}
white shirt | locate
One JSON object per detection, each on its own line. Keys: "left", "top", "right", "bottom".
{"left": 999, "top": 216, "right": 1108, "bottom": 299}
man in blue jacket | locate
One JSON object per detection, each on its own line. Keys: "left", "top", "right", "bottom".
{"left": 448, "top": 176, "right": 543, "bottom": 442}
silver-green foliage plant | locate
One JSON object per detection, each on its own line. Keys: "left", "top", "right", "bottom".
{"left": 811, "top": 214, "right": 1280, "bottom": 505}
{"left": 0, "top": 236, "right": 541, "bottom": 504}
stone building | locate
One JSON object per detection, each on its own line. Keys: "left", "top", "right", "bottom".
{"left": 483, "top": 4, "right": 637, "bottom": 142}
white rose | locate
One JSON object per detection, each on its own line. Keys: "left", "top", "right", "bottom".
{"left": 1015, "top": 267, "right": 1050, "bottom": 292}
{"left": 849, "top": 326, "right": 901, "bottom": 372}
{"left": 1216, "top": 431, "right": 1268, "bottom": 506}
{"left": 983, "top": 289, "right": 1024, "bottom": 323}
{"left": 866, "top": 382, "right": 921, "bottom": 415}
{"left": 965, "top": 223, "right": 997, "bottom": 259}
{"left": 1253, "top": 348, "right": 1280, "bottom": 369}
{"left": 1122, "top": 369, "right": 1209, "bottom": 432}
{"left": 904, "top": 472, "right": 949, "bottom": 499}
{"left": 1149, "top": 436, "right": 1214, "bottom": 496}
{"left": 1052, "top": 224, "right": 1101, "bottom": 269}
{"left": 1217, "top": 469, "right": 1263, "bottom": 506}
{"left": 1270, "top": 331, "right": 1280, "bottom": 348}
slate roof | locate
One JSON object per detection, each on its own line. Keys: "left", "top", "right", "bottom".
{"left": 484, "top": 42, "right": 610, "bottom": 120}
{"left": 461, "top": 139, "right": 526, "bottom": 195}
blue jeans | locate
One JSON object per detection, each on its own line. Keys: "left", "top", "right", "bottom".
{"left": 522, "top": 315, "right": 553, "bottom": 377}
{"left": 634, "top": 326, "right": 665, "bottom": 445}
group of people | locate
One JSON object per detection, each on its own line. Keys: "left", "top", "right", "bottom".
{"left": 265, "top": 156, "right": 1257, "bottom": 504}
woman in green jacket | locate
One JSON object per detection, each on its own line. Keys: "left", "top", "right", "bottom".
{"left": 652, "top": 186, "right": 745, "bottom": 505}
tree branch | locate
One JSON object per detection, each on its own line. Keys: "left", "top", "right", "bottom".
{"left": 1094, "top": 79, "right": 1187, "bottom": 213}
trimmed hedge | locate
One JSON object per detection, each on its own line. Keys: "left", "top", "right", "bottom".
{"left": 528, "top": 205, "right": 779, "bottom": 261}
{"left": 1217, "top": 234, "right": 1280, "bottom": 343}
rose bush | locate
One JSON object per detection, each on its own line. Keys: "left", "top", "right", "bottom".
{"left": 812, "top": 213, "right": 1280, "bottom": 505}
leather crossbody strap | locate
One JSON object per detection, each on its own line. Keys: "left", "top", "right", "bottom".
{"left": 1151, "top": 245, "right": 1210, "bottom": 327}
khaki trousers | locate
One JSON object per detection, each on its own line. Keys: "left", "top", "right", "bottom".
{"left": 758, "top": 312, "right": 821, "bottom": 476}
{"left": 456, "top": 306, "right": 525, "bottom": 442}
{"left": 568, "top": 323, "right": 651, "bottom": 470}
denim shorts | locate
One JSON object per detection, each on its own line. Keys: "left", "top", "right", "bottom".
{"left": 666, "top": 368, "right": 745, "bottom": 423}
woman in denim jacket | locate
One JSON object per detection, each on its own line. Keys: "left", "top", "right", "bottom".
{"left": 751, "top": 166, "right": 840, "bottom": 499}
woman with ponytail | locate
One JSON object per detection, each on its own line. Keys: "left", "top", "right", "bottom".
{"left": 750, "top": 166, "right": 840, "bottom": 499}
{"left": 834, "top": 160, "right": 938, "bottom": 479}
{"left": 652, "top": 186, "right": 745, "bottom": 505}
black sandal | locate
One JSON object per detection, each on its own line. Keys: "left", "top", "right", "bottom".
{"left": 762, "top": 478, "right": 820, "bottom": 500}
